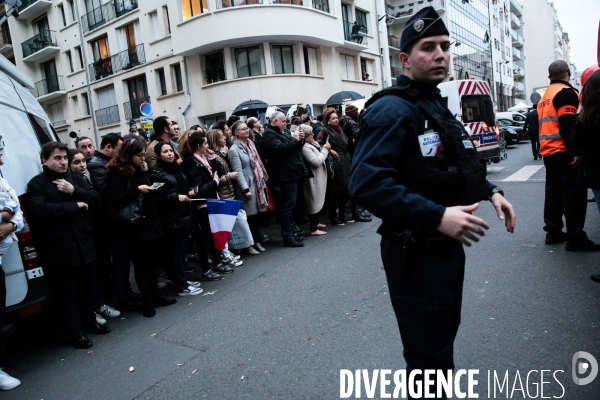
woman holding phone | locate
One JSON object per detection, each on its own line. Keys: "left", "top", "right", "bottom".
{"left": 180, "top": 132, "right": 232, "bottom": 280}
{"left": 151, "top": 141, "right": 203, "bottom": 296}
{"left": 105, "top": 136, "right": 177, "bottom": 317}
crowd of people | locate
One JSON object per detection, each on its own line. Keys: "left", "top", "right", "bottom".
{"left": 0, "top": 104, "right": 375, "bottom": 390}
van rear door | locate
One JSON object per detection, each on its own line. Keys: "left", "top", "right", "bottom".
{"left": 461, "top": 94, "right": 498, "bottom": 151}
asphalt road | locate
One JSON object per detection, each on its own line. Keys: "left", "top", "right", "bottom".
{"left": 3, "top": 141, "right": 599, "bottom": 399}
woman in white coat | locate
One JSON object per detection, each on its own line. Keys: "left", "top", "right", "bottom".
{"left": 300, "top": 124, "right": 331, "bottom": 236}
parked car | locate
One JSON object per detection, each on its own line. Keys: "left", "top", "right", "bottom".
{"left": 500, "top": 126, "right": 519, "bottom": 146}
{"left": 496, "top": 111, "right": 527, "bottom": 126}
{"left": 497, "top": 118, "right": 526, "bottom": 141}
{"left": 0, "top": 54, "right": 59, "bottom": 337}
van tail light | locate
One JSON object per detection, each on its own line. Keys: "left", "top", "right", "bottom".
{"left": 17, "top": 195, "right": 39, "bottom": 271}
{"left": 495, "top": 125, "right": 500, "bottom": 138}
{"left": 16, "top": 302, "right": 42, "bottom": 318}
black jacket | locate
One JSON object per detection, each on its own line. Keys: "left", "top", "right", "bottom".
{"left": 523, "top": 109, "right": 539, "bottom": 135}
{"left": 573, "top": 119, "right": 600, "bottom": 189}
{"left": 261, "top": 125, "right": 308, "bottom": 185}
{"left": 26, "top": 167, "right": 101, "bottom": 271}
{"left": 180, "top": 156, "right": 219, "bottom": 202}
{"left": 150, "top": 163, "right": 194, "bottom": 234}
{"left": 104, "top": 169, "right": 163, "bottom": 243}
{"left": 87, "top": 150, "right": 111, "bottom": 195}
{"left": 339, "top": 116, "right": 360, "bottom": 155}
{"left": 252, "top": 130, "right": 264, "bottom": 160}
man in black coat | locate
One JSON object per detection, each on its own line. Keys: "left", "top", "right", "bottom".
{"left": 523, "top": 104, "right": 540, "bottom": 160}
{"left": 261, "top": 111, "right": 308, "bottom": 247}
{"left": 27, "top": 142, "right": 109, "bottom": 349}
{"left": 88, "top": 133, "right": 125, "bottom": 318}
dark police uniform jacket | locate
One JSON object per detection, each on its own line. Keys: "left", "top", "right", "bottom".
{"left": 349, "top": 76, "right": 497, "bottom": 238}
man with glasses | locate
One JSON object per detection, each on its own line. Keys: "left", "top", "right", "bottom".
{"left": 147, "top": 116, "right": 180, "bottom": 170}
{"left": 171, "top": 121, "right": 181, "bottom": 148}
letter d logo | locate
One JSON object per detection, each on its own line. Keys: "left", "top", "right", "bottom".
{"left": 572, "top": 351, "right": 598, "bottom": 385}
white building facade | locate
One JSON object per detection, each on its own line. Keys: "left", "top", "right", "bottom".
{"left": 5, "top": 0, "right": 384, "bottom": 144}
{"left": 508, "top": 0, "right": 524, "bottom": 103}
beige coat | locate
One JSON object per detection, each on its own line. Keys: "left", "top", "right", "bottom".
{"left": 301, "top": 142, "right": 329, "bottom": 215}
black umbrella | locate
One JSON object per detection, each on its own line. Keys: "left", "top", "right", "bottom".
{"left": 232, "top": 99, "right": 270, "bottom": 116}
{"left": 325, "top": 91, "right": 364, "bottom": 105}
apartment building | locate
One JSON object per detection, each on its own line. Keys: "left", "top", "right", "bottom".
{"left": 521, "top": 0, "right": 565, "bottom": 100}
{"left": 170, "top": 0, "right": 383, "bottom": 126}
{"left": 6, "top": 0, "right": 383, "bottom": 143}
{"left": 508, "top": 0, "right": 524, "bottom": 104}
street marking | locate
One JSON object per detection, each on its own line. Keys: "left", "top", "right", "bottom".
{"left": 487, "top": 166, "right": 505, "bottom": 173}
{"left": 502, "top": 165, "right": 544, "bottom": 181}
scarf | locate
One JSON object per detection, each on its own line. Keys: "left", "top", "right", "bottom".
{"left": 331, "top": 124, "right": 342, "bottom": 137}
{"left": 234, "top": 139, "right": 270, "bottom": 212}
{"left": 194, "top": 153, "right": 212, "bottom": 174}
{"left": 156, "top": 160, "right": 188, "bottom": 194}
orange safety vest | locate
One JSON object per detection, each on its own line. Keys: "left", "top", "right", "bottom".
{"left": 537, "top": 82, "right": 580, "bottom": 157}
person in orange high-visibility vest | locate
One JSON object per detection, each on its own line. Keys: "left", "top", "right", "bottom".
{"left": 539, "top": 60, "right": 599, "bottom": 251}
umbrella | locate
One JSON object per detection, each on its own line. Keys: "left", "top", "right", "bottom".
{"left": 232, "top": 99, "right": 269, "bottom": 116}
{"left": 326, "top": 91, "right": 364, "bottom": 105}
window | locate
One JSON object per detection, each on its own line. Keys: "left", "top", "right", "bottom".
{"left": 234, "top": 46, "right": 262, "bottom": 78}
{"left": 172, "top": 63, "right": 183, "bottom": 92}
{"left": 355, "top": 9, "right": 368, "bottom": 34}
{"left": 48, "top": 101, "right": 65, "bottom": 125}
{"left": 149, "top": 12, "right": 160, "bottom": 41}
{"left": 163, "top": 6, "right": 171, "bottom": 35}
{"left": 313, "top": 0, "right": 329, "bottom": 12}
{"left": 340, "top": 54, "right": 355, "bottom": 80}
{"left": 156, "top": 68, "right": 167, "bottom": 96}
{"left": 360, "top": 57, "right": 373, "bottom": 81}
{"left": 181, "top": 0, "right": 208, "bottom": 20}
{"left": 90, "top": 36, "right": 109, "bottom": 61}
{"left": 123, "top": 22, "right": 136, "bottom": 48}
{"left": 67, "top": 0, "right": 75, "bottom": 22}
{"left": 204, "top": 50, "right": 225, "bottom": 84}
{"left": 80, "top": 93, "right": 90, "bottom": 116}
{"left": 201, "top": 112, "right": 226, "bottom": 129}
{"left": 461, "top": 95, "right": 494, "bottom": 126}
{"left": 272, "top": 45, "right": 294, "bottom": 74}
{"left": 58, "top": 5, "right": 67, "bottom": 26}
{"left": 65, "top": 50, "right": 74, "bottom": 73}
{"left": 75, "top": 46, "right": 84, "bottom": 69}
{"left": 303, "top": 46, "right": 317, "bottom": 75}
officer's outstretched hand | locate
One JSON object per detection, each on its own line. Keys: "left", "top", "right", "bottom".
{"left": 490, "top": 193, "right": 516, "bottom": 233}
{"left": 438, "top": 204, "right": 489, "bottom": 246}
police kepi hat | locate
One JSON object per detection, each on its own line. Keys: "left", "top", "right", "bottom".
{"left": 400, "top": 6, "right": 449, "bottom": 53}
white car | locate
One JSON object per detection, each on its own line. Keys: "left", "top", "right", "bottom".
{"left": 496, "top": 111, "right": 527, "bottom": 126}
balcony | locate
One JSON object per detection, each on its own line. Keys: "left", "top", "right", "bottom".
{"left": 217, "top": 0, "right": 308, "bottom": 8}
{"left": 514, "top": 81, "right": 525, "bottom": 92}
{"left": 96, "top": 105, "right": 120, "bottom": 127}
{"left": 21, "top": 30, "right": 59, "bottom": 62}
{"left": 0, "top": 27, "right": 12, "bottom": 54}
{"left": 88, "top": 44, "right": 146, "bottom": 82}
{"left": 390, "top": 0, "right": 445, "bottom": 25}
{"left": 513, "top": 67, "right": 524, "bottom": 78}
{"left": 388, "top": 35, "right": 400, "bottom": 51}
{"left": 510, "top": 29, "right": 523, "bottom": 48}
{"left": 82, "top": 0, "right": 138, "bottom": 34}
{"left": 30, "top": 76, "right": 66, "bottom": 102}
{"left": 17, "top": 0, "right": 52, "bottom": 20}
{"left": 512, "top": 47, "right": 522, "bottom": 60}
{"left": 510, "top": 13, "right": 521, "bottom": 29}
{"left": 124, "top": 96, "right": 150, "bottom": 120}
{"left": 343, "top": 20, "right": 368, "bottom": 49}
{"left": 391, "top": 66, "right": 403, "bottom": 80}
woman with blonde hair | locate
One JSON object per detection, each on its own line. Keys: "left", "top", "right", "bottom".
{"left": 300, "top": 125, "right": 331, "bottom": 235}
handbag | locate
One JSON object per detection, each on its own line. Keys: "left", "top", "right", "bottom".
{"left": 116, "top": 184, "right": 144, "bottom": 227}
{"left": 326, "top": 153, "right": 342, "bottom": 179}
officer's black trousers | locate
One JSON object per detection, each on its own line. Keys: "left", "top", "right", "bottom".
{"left": 543, "top": 152, "right": 587, "bottom": 240}
{"left": 381, "top": 238, "right": 465, "bottom": 400}
{"left": 529, "top": 133, "right": 540, "bottom": 158}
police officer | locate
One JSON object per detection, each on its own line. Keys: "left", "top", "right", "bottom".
{"left": 349, "top": 7, "right": 516, "bottom": 399}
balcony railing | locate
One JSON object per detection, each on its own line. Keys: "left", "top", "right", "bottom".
{"left": 18, "top": 0, "right": 42, "bottom": 11}
{"left": 391, "top": 0, "right": 445, "bottom": 22}
{"left": 30, "top": 75, "right": 65, "bottom": 98}
{"left": 217, "top": 0, "right": 263, "bottom": 9}
{"left": 510, "top": 12, "right": 521, "bottom": 28}
{"left": 82, "top": 0, "right": 138, "bottom": 33}
{"left": 0, "top": 27, "right": 12, "bottom": 48}
{"left": 21, "top": 30, "right": 57, "bottom": 58}
{"left": 512, "top": 47, "right": 522, "bottom": 60}
{"left": 391, "top": 66, "right": 403, "bottom": 79}
{"left": 96, "top": 105, "right": 120, "bottom": 127}
{"left": 388, "top": 35, "right": 400, "bottom": 48}
{"left": 124, "top": 96, "right": 150, "bottom": 120}
{"left": 88, "top": 44, "right": 146, "bottom": 81}
{"left": 343, "top": 20, "right": 367, "bottom": 46}
{"left": 514, "top": 82, "right": 525, "bottom": 92}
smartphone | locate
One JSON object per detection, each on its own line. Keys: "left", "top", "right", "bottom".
{"left": 150, "top": 182, "right": 165, "bottom": 190}
{"left": 190, "top": 186, "right": 199, "bottom": 194}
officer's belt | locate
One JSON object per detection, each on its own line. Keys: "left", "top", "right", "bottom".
{"left": 377, "top": 221, "right": 458, "bottom": 249}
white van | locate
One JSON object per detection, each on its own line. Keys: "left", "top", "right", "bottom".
{"left": 438, "top": 79, "right": 501, "bottom": 163}
{"left": 0, "top": 54, "right": 59, "bottom": 335}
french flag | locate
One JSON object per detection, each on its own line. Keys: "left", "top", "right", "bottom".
{"left": 207, "top": 199, "right": 243, "bottom": 250}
